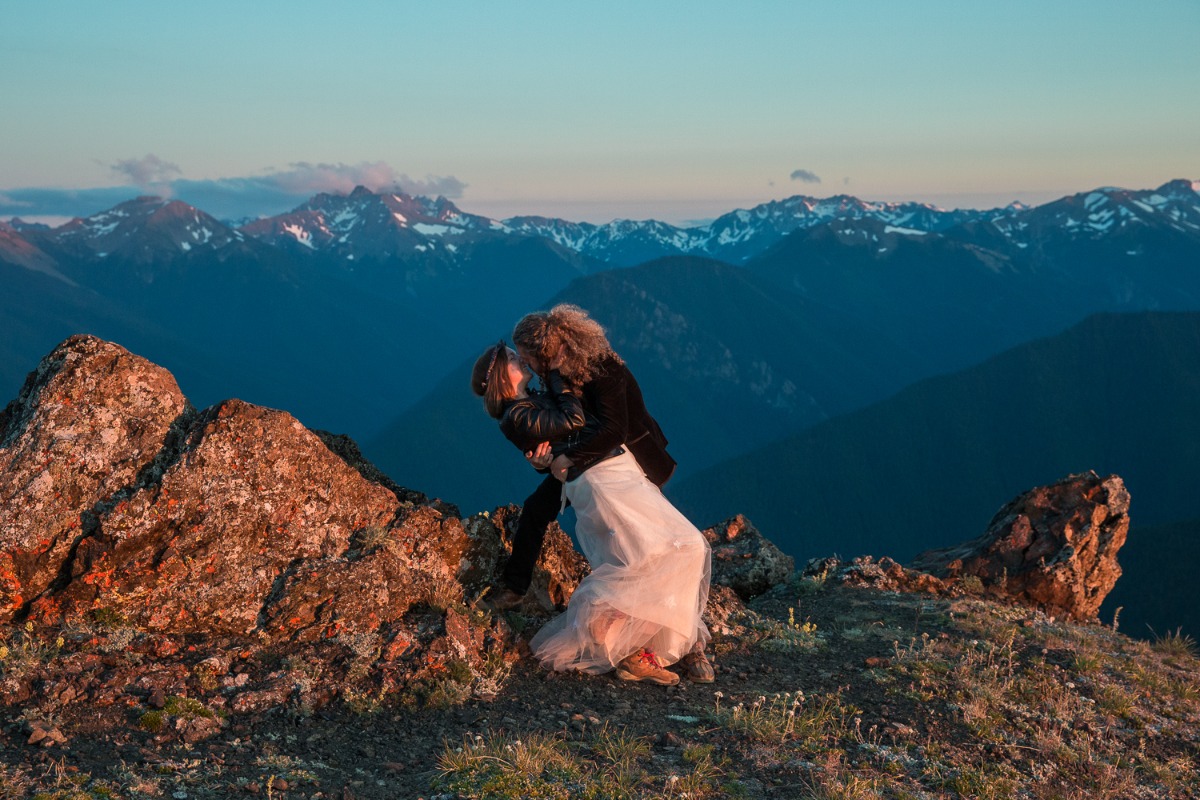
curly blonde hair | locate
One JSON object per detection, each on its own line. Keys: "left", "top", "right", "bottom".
{"left": 512, "top": 304, "right": 621, "bottom": 385}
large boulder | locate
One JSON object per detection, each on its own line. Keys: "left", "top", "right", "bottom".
{"left": 0, "top": 336, "right": 190, "bottom": 622}
{"left": 702, "top": 515, "right": 794, "bottom": 599}
{"left": 0, "top": 337, "right": 485, "bottom": 644}
{"left": 910, "top": 471, "right": 1130, "bottom": 620}
{"left": 466, "top": 504, "right": 590, "bottom": 610}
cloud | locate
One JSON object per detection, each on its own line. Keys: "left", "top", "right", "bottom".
{"left": 0, "top": 161, "right": 470, "bottom": 223}
{"left": 0, "top": 192, "right": 31, "bottom": 209}
{"left": 262, "top": 162, "right": 467, "bottom": 199}
{"left": 111, "top": 154, "right": 182, "bottom": 186}
{"left": 790, "top": 169, "right": 822, "bottom": 184}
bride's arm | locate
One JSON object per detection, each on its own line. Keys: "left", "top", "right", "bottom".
{"left": 499, "top": 370, "right": 586, "bottom": 449}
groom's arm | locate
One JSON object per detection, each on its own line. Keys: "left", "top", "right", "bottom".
{"left": 555, "top": 368, "right": 629, "bottom": 475}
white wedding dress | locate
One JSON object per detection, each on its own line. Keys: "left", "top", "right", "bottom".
{"left": 529, "top": 449, "right": 711, "bottom": 673}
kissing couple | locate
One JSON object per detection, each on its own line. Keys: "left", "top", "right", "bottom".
{"left": 471, "top": 304, "right": 713, "bottom": 686}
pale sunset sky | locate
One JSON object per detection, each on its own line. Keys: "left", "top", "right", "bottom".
{"left": 2, "top": 0, "right": 1197, "bottom": 225}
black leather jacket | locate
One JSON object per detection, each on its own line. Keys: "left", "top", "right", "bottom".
{"left": 498, "top": 370, "right": 589, "bottom": 453}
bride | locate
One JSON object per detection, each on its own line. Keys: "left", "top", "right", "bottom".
{"left": 471, "top": 336, "right": 711, "bottom": 686}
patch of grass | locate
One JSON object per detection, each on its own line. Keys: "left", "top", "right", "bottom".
{"left": 0, "top": 622, "right": 65, "bottom": 679}
{"left": 163, "top": 695, "right": 217, "bottom": 719}
{"left": 88, "top": 607, "right": 126, "bottom": 630}
{"left": 1095, "top": 686, "right": 1135, "bottom": 719}
{"left": 8, "top": 757, "right": 120, "bottom": 800}
{"left": 1150, "top": 627, "right": 1197, "bottom": 658}
{"left": 350, "top": 524, "right": 391, "bottom": 554}
{"left": 253, "top": 754, "right": 322, "bottom": 787}
{"left": 434, "top": 731, "right": 581, "bottom": 799}
{"left": 715, "top": 689, "right": 855, "bottom": 752}
{"left": 743, "top": 607, "right": 822, "bottom": 652}
{"left": 138, "top": 710, "right": 166, "bottom": 733}
{"left": 435, "top": 726, "right": 729, "bottom": 800}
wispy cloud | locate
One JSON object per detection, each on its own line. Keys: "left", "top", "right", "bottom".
{"left": 0, "top": 192, "right": 30, "bottom": 209}
{"left": 0, "top": 161, "right": 469, "bottom": 223}
{"left": 111, "top": 154, "right": 182, "bottom": 186}
{"left": 257, "top": 162, "right": 467, "bottom": 199}
{"left": 790, "top": 169, "right": 822, "bottom": 184}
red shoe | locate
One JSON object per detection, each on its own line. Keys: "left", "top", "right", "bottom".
{"left": 616, "top": 648, "right": 679, "bottom": 686}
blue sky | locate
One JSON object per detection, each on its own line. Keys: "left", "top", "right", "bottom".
{"left": 2, "top": 0, "right": 1198, "bottom": 225}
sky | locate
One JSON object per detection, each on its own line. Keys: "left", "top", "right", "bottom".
{"left": 2, "top": 1, "right": 1198, "bottom": 226}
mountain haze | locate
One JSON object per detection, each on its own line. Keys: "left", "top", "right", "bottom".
{"left": 366, "top": 255, "right": 928, "bottom": 512}
{"left": 671, "top": 311, "right": 1200, "bottom": 631}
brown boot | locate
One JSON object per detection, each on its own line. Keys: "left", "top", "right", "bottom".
{"left": 680, "top": 648, "right": 715, "bottom": 683}
{"left": 481, "top": 586, "right": 524, "bottom": 612}
{"left": 615, "top": 648, "right": 679, "bottom": 686}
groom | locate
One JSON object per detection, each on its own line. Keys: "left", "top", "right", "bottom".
{"left": 489, "top": 305, "right": 675, "bottom": 606}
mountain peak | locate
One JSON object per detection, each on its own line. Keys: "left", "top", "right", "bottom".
{"left": 49, "top": 195, "right": 242, "bottom": 260}
{"left": 1156, "top": 178, "right": 1200, "bottom": 197}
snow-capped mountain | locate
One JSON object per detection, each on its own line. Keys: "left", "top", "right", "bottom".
{"left": 505, "top": 181, "right": 1200, "bottom": 266}
{"left": 239, "top": 186, "right": 503, "bottom": 262}
{"left": 995, "top": 179, "right": 1200, "bottom": 242}
{"left": 9, "top": 179, "right": 1200, "bottom": 278}
{"left": 43, "top": 196, "right": 245, "bottom": 263}
{"left": 505, "top": 195, "right": 990, "bottom": 266}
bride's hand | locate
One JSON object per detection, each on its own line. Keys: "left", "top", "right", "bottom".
{"left": 550, "top": 454, "right": 573, "bottom": 482}
{"left": 525, "top": 442, "right": 553, "bottom": 470}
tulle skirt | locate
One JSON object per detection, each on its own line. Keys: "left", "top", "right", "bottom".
{"left": 529, "top": 449, "right": 711, "bottom": 673}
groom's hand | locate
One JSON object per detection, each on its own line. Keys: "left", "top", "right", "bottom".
{"left": 525, "top": 441, "right": 553, "bottom": 470}
{"left": 550, "top": 454, "right": 573, "bottom": 482}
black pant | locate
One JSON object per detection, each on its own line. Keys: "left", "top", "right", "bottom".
{"left": 500, "top": 474, "right": 563, "bottom": 594}
{"left": 501, "top": 459, "right": 671, "bottom": 594}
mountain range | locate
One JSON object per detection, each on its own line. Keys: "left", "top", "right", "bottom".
{"left": 364, "top": 180, "right": 1200, "bottom": 514}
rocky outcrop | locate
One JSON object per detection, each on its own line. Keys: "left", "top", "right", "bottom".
{"left": 702, "top": 515, "right": 795, "bottom": 599}
{"left": 0, "top": 336, "right": 499, "bottom": 645}
{"left": 464, "top": 505, "right": 590, "bottom": 611}
{"left": 0, "top": 336, "right": 790, "bottom": 722}
{"left": 0, "top": 336, "right": 191, "bottom": 621}
{"left": 909, "top": 472, "right": 1130, "bottom": 620}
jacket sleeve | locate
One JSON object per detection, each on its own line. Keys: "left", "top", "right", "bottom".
{"left": 499, "top": 371, "right": 587, "bottom": 450}
{"left": 561, "top": 366, "right": 629, "bottom": 471}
